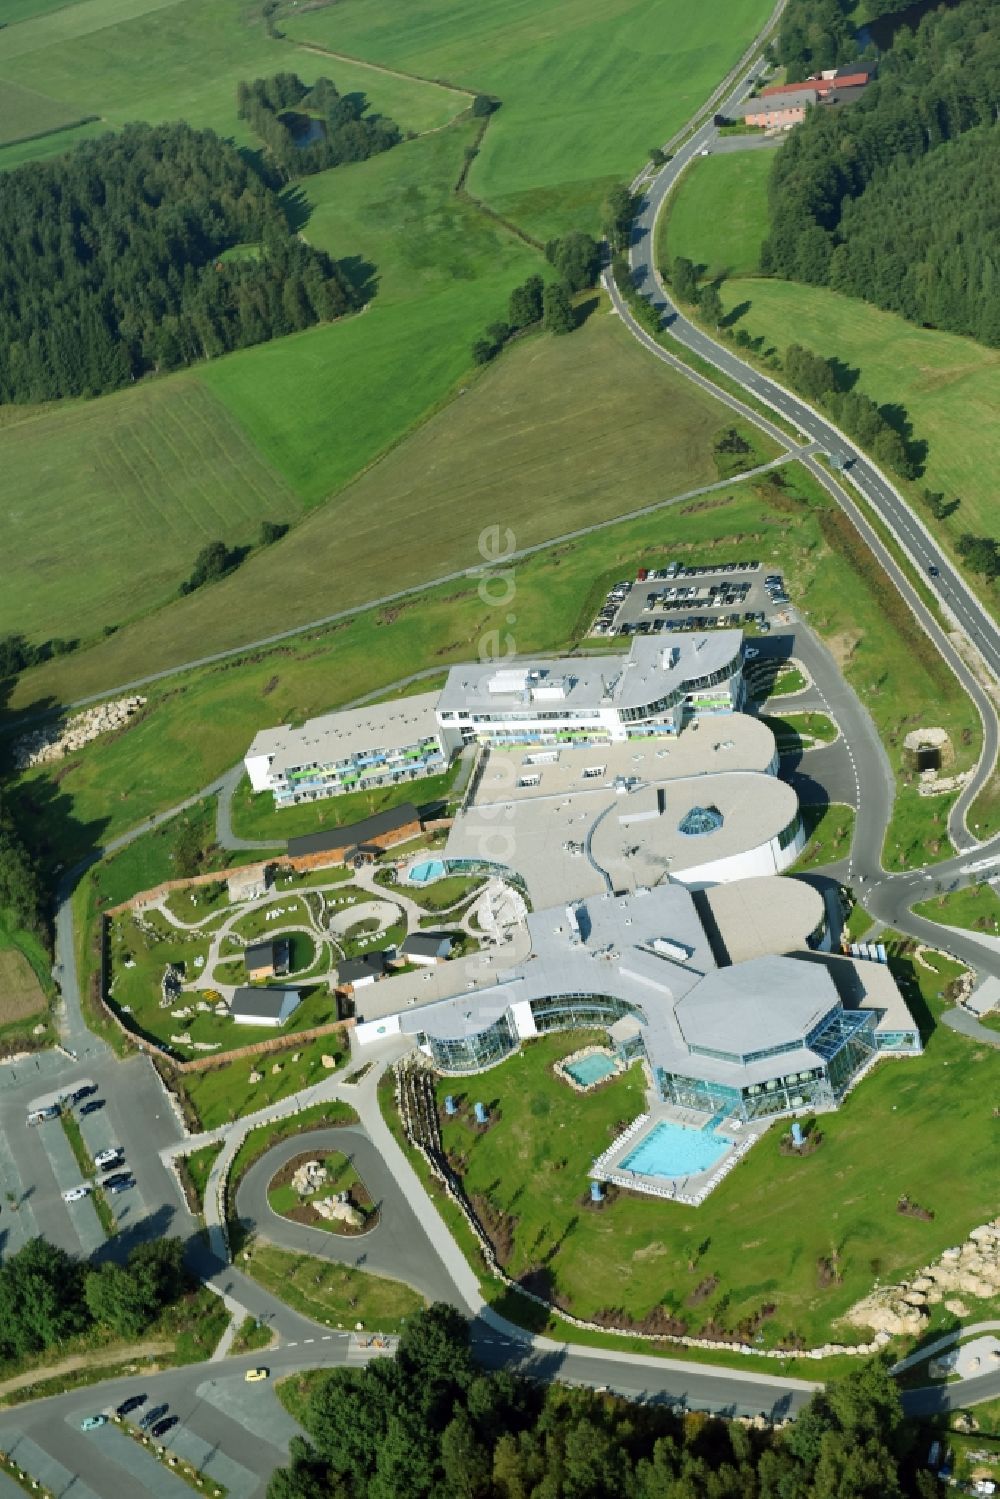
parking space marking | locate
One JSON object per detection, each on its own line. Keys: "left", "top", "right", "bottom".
{"left": 3, "top": 1432, "right": 102, "bottom": 1499}
{"left": 164, "top": 1425, "right": 259, "bottom": 1499}
{"left": 91, "top": 1423, "right": 193, "bottom": 1498}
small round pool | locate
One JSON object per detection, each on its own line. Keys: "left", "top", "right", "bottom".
{"left": 408, "top": 859, "right": 446, "bottom": 884}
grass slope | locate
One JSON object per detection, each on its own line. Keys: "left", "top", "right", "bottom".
{"left": 716, "top": 278, "right": 1000, "bottom": 548}
{"left": 15, "top": 306, "right": 759, "bottom": 695}
{"left": 661, "top": 150, "right": 773, "bottom": 279}
{"left": 913, "top": 883, "right": 1000, "bottom": 937}
{"left": 285, "top": 0, "right": 774, "bottom": 239}
{"left": 0, "top": 377, "right": 300, "bottom": 644}
{"left": 432, "top": 995, "right": 995, "bottom": 1347}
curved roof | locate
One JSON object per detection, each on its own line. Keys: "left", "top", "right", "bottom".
{"left": 675, "top": 955, "right": 837, "bottom": 1058}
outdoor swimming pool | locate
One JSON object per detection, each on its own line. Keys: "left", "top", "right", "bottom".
{"left": 564, "top": 1053, "right": 617, "bottom": 1088}
{"left": 408, "top": 859, "right": 446, "bottom": 884}
{"left": 621, "top": 1120, "right": 732, "bottom": 1179}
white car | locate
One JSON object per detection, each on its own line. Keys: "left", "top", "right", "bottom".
{"left": 62, "top": 1185, "right": 91, "bottom": 1203}
{"left": 744, "top": 646, "right": 760, "bottom": 660}
{"left": 94, "top": 1148, "right": 122, "bottom": 1170}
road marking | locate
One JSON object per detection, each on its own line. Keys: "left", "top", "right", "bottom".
{"left": 285, "top": 1341, "right": 297, "bottom": 1347}
{"left": 304, "top": 1338, "right": 315, "bottom": 1344}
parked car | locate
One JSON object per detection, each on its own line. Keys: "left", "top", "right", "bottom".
{"left": 116, "top": 1394, "right": 146, "bottom": 1418}
{"left": 80, "top": 1414, "right": 107, "bottom": 1431}
{"left": 744, "top": 646, "right": 760, "bottom": 660}
{"left": 63, "top": 1186, "right": 90, "bottom": 1203}
{"left": 103, "top": 1170, "right": 132, "bottom": 1188}
{"left": 152, "top": 1417, "right": 179, "bottom": 1438}
{"left": 107, "top": 1175, "right": 135, "bottom": 1195}
{"left": 26, "top": 1105, "right": 59, "bottom": 1125}
{"left": 140, "top": 1404, "right": 168, "bottom": 1431}
{"left": 94, "top": 1148, "right": 123, "bottom": 1170}
{"left": 245, "top": 1368, "right": 270, "bottom": 1383}
{"left": 70, "top": 1085, "right": 98, "bottom": 1105}
{"left": 79, "top": 1100, "right": 105, "bottom": 1116}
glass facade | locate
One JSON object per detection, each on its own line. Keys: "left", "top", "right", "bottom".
{"left": 424, "top": 1011, "right": 517, "bottom": 1073}
{"left": 531, "top": 992, "right": 645, "bottom": 1034}
{"left": 678, "top": 805, "right": 724, "bottom": 838}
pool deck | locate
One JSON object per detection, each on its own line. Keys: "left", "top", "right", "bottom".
{"left": 592, "top": 1102, "right": 769, "bottom": 1206}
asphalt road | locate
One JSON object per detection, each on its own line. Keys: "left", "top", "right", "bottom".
{"left": 620, "top": 63, "right": 1000, "bottom": 853}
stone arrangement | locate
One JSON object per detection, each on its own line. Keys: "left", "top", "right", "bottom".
{"left": 844, "top": 1218, "right": 1000, "bottom": 1337}
{"left": 290, "top": 1158, "right": 364, "bottom": 1228}
{"left": 13, "top": 696, "right": 146, "bottom": 768}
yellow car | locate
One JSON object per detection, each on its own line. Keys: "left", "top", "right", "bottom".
{"left": 245, "top": 1368, "right": 269, "bottom": 1383}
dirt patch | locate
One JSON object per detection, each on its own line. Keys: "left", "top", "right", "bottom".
{"left": 826, "top": 630, "right": 862, "bottom": 671}
{"left": 632, "top": 1240, "right": 668, "bottom": 1262}
{"left": 0, "top": 950, "right": 46, "bottom": 1024}
{"left": 686, "top": 1274, "right": 720, "bottom": 1307}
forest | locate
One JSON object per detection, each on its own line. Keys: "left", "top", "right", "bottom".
{"left": 237, "top": 72, "right": 401, "bottom": 177}
{"left": 268, "top": 1304, "right": 943, "bottom": 1499}
{"left": 0, "top": 121, "right": 359, "bottom": 402}
{"left": 762, "top": 0, "right": 1000, "bottom": 346}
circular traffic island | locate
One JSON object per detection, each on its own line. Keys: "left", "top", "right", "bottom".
{"left": 267, "top": 1150, "right": 378, "bottom": 1235}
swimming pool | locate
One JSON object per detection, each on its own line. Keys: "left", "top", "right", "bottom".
{"left": 408, "top": 859, "right": 446, "bottom": 884}
{"left": 621, "top": 1120, "right": 732, "bottom": 1179}
{"left": 564, "top": 1053, "right": 617, "bottom": 1088}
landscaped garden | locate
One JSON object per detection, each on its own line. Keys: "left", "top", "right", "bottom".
{"left": 401, "top": 965, "right": 995, "bottom": 1350}
{"left": 176, "top": 1035, "right": 348, "bottom": 1132}
{"left": 793, "top": 804, "right": 855, "bottom": 873}
{"left": 762, "top": 711, "right": 838, "bottom": 755}
{"left": 914, "top": 882, "right": 1000, "bottom": 939}
{"left": 267, "top": 1150, "right": 377, "bottom": 1235}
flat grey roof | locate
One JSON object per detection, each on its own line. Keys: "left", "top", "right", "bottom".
{"left": 674, "top": 955, "right": 837, "bottom": 1056}
{"left": 738, "top": 89, "right": 818, "bottom": 113}
{"left": 704, "top": 876, "right": 823, "bottom": 963}
{"left": 247, "top": 691, "right": 441, "bottom": 775}
{"left": 437, "top": 633, "right": 741, "bottom": 718}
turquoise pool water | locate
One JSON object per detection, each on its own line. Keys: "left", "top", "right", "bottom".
{"left": 621, "top": 1121, "right": 732, "bottom": 1179}
{"left": 408, "top": 859, "right": 446, "bottom": 884}
{"left": 564, "top": 1053, "right": 617, "bottom": 1087}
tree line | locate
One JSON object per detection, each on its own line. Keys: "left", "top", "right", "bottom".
{"left": 471, "top": 233, "right": 601, "bottom": 363}
{"left": 776, "top": 0, "right": 860, "bottom": 80}
{"left": 0, "top": 788, "right": 44, "bottom": 938}
{"left": 761, "top": 0, "right": 1000, "bottom": 346}
{"left": 237, "top": 72, "right": 401, "bottom": 178}
{"left": 0, "top": 120, "right": 359, "bottom": 403}
{"left": 268, "top": 1303, "right": 942, "bottom": 1499}
{"left": 0, "top": 1235, "right": 188, "bottom": 1361}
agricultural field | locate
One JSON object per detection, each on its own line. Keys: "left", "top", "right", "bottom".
{"left": 660, "top": 150, "right": 773, "bottom": 280}
{"left": 0, "top": 377, "right": 300, "bottom": 645}
{"left": 12, "top": 306, "right": 771, "bottom": 699}
{"left": 0, "top": 78, "right": 92, "bottom": 146}
{"left": 425, "top": 983, "right": 995, "bottom": 1347}
{"left": 283, "top": 0, "right": 774, "bottom": 239}
{"left": 0, "top": 0, "right": 462, "bottom": 168}
{"left": 11, "top": 464, "right": 977, "bottom": 877}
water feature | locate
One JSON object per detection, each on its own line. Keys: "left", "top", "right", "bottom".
{"left": 408, "top": 859, "right": 446, "bottom": 884}
{"left": 621, "top": 1120, "right": 732, "bottom": 1179}
{"left": 564, "top": 1053, "right": 617, "bottom": 1088}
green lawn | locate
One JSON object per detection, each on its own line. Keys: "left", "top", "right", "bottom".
{"left": 661, "top": 150, "right": 773, "bottom": 279}
{"left": 178, "top": 1033, "right": 347, "bottom": 1130}
{"left": 430, "top": 999, "right": 995, "bottom": 1347}
{"left": 178, "top": 1141, "right": 223, "bottom": 1214}
{"left": 715, "top": 277, "right": 1000, "bottom": 558}
{"left": 13, "top": 307, "right": 774, "bottom": 698}
{"left": 284, "top": 0, "right": 774, "bottom": 239}
{"left": 792, "top": 804, "right": 855, "bottom": 872}
{"left": 764, "top": 663, "right": 808, "bottom": 699}
{"left": 0, "top": 377, "right": 299, "bottom": 646}
{"left": 762, "top": 710, "right": 838, "bottom": 752}
{"left": 913, "top": 882, "right": 1000, "bottom": 938}
{"left": 231, "top": 762, "right": 463, "bottom": 843}
{"left": 245, "top": 1242, "right": 424, "bottom": 1335}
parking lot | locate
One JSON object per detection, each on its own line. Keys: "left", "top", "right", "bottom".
{"left": 590, "top": 559, "right": 792, "bottom": 638}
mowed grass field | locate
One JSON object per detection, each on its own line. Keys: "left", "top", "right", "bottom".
{"left": 0, "top": 78, "right": 91, "bottom": 145}
{"left": 717, "top": 278, "right": 1000, "bottom": 544}
{"left": 0, "top": 947, "right": 47, "bottom": 1025}
{"left": 661, "top": 149, "right": 774, "bottom": 279}
{"left": 284, "top": 0, "right": 775, "bottom": 239}
{"left": 13, "top": 307, "right": 766, "bottom": 693}
{"left": 0, "top": 0, "right": 465, "bottom": 172}
{"left": 430, "top": 1009, "right": 996, "bottom": 1347}
{"left": 0, "top": 378, "right": 300, "bottom": 644}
